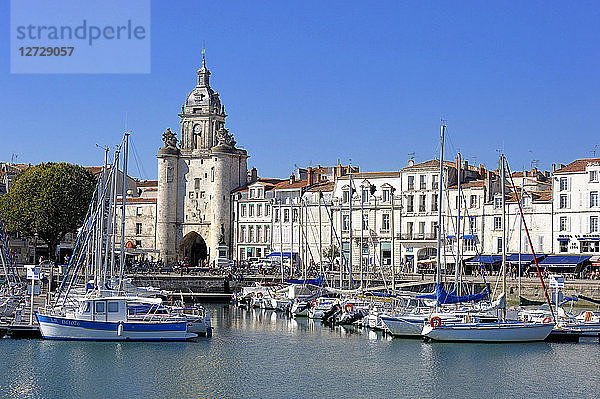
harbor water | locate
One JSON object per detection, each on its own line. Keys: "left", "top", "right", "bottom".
{"left": 1, "top": 304, "right": 599, "bottom": 399}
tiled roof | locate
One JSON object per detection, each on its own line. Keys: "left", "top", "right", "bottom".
{"left": 136, "top": 180, "right": 158, "bottom": 187}
{"left": 306, "top": 181, "right": 335, "bottom": 192}
{"left": 117, "top": 197, "right": 156, "bottom": 203}
{"left": 232, "top": 178, "right": 285, "bottom": 193}
{"left": 448, "top": 179, "right": 485, "bottom": 189}
{"left": 554, "top": 158, "right": 600, "bottom": 174}
{"left": 402, "top": 159, "right": 455, "bottom": 170}
{"left": 337, "top": 171, "right": 402, "bottom": 179}
{"left": 505, "top": 187, "right": 552, "bottom": 203}
{"left": 273, "top": 180, "right": 309, "bottom": 190}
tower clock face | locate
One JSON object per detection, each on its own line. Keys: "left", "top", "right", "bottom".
{"left": 194, "top": 124, "right": 202, "bottom": 134}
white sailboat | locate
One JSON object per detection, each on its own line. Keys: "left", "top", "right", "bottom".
{"left": 422, "top": 148, "right": 554, "bottom": 342}
{"left": 36, "top": 132, "right": 203, "bottom": 341}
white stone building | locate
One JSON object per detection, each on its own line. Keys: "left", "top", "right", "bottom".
{"left": 155, "top": 57, "right": 248, "bottom": 266}
{"left": 553, "top": 158, "right": 600, "bottom": 254}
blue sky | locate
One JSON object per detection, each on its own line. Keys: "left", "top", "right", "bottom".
{"left": 2, "top": 1, "right": 599, "bottom": 179}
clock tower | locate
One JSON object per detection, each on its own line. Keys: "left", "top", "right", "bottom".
{"left": 156, "top": 56, "right": 248, "bottom": 266}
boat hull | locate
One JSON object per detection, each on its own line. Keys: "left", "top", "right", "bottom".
{"left": 36, "top": 314, "right": 197, "bottom": 341}
{"left": 422, "top": 322, "right": 554, "bottom": 342}
{"left": 380, "top": 315, "right": 426, "bottom": 337}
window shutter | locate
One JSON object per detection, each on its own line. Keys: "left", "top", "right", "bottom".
{"left": 567, "top": 217, "right": 571, "bottom": 232}
{"left": 567, "top": 195, "right": 571, "bottom": 209}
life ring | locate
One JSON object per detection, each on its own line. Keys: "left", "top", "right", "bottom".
{"left": 584, "top": 311, "right": 593, "bottom": 322}
{"left": 256, "top": 292, "right": 263, "bottom": 299}
{"left": 430, "top": 316, "right": 442, "bottom": 328}
{"left": 344, "top": 303, "right": 354, "bottom": 313}
{"left": 311, "top": 299, "right": 318, "bottom": 308}
{"left": 542, "top": 316, "right": 552, "bottom": 324}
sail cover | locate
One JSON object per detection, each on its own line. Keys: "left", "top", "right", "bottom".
{"left": 286, "top": 275, "right": 323, "bottom": 286}
{"left": 417, "top": 284, "right": 488, "bottom": 304}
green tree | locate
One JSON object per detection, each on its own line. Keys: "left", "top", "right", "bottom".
{"left": 0, "top": 162, "right": 96, "bottom": 262}
{"left": 322, "top": 244, "right": 339, "bottom": 263}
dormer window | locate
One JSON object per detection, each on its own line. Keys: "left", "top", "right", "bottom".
{"left": 383, "top": 189, "right": 390, "bottom": 202}
{"left": 590, "top": 170, "right": 598, "bottom": 183}
{"left": 249, "top": 189, "right": 254, "bottom": 198}
{"left": 343, "top": 190, "right": 350, "bottom": 203}
{"left": 523, "top": 196, "right": 532, "bottom": 207}
{"left": 494, "top": 197, "right": 501, "bottom": 209}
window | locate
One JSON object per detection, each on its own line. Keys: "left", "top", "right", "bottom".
{"left": 420, "top": 175, "right": 426, "bottom": 189}
{"left": 343, "top": 190, "right": 350, "bottom": 203}
{"left": 274, "top": 208, "right": 279, "bottom": 222}
{"left": 455, "top": 196, "right": 460, "bottom": 209}
{"left": 493, "top": 216, "right": 501, "bottom": 230}
{"left": 590, "top": 191, "right": 599, "bottom": 207}
{"left": 559, "top": 177, "right": 568, "bottom": 191}
{"left": 284, "top": 209, "right": 290, "bottom": 222}
{"left": 468, "top": 217, "right": 477, "bottom": 231}
{"left": 559, "top": 216, "right": 568, "bottom": 231}
{"left": 266, "top": 204, "right": 271, "bottom": 216}
{"left": 591, "top": 216, "right": 599, "bottom": 233}
{"left": 431, "top": 222, "right": 438, "bottom": 239}
{"left": 382, "top": 214, "right": 390, "bottom": 231}
{"left": 496, "top": 237, "right": 503, "bottom": 254}
{"left": 591, "top": 170, "right": 599, "bottom": 182}
{"left": 432, "top": 175, "right": 439, "bottom": 190}
{"left": 383, "top": 189, "right": 390, "bottom": 202}
{"left": 362, "top": 214, "right": 369, "bottom": 230}
{"left": 249, "top": 204, "right": 254, "bottom": 217}
{"left": 560, "top": 241, "right": 568, "bottom": 253}
{"left": 523, "top": 196, "right": 532, "bottom": 207}
{"left": 194, "top": 178, "right": 200, "bottom": 190}
{"left": 470, "top": 195, "right": 477, "bottom": 208}
{"left": 135, "top": 223, "right": 142, "bottom": 235}
{"left": 135, "top": 240, "right": 141, "bottom": 247}
{"left": 432, "top": 194, "right": 438, "bottom": 212}
{"left": 538, "top": 237, "right": 544, "bottom": 253}
{"left": 136, "top": 207, "right": 142, "bottom": 216}
{"left": 249, "top": 189, "right": 254, "bottom": 198}
{"left": 406, "top": 222, "right": 413, "bottom": 238}
{"left": 107, "top": 302, "right": 119, "bottom": 313}
{"left": 419, "top": 195, "right": 426, "bottom": 212}
{"left": 257, "top": 204, "right": 262, "bottom": 216}
{"left": 265, "top": 226, "right": 270, "bottom": 242}
{"left": 257, "top": 226, "right": 262, "bottom": 243}
{"left": 293, "top": 208, "right": 298, "bottom": 222}
{"left": 408, "top": 176, "right": 415, "bottom": 190}
{"left": 581, "top": 241, "right": 600, "bottom": 253}
{"left": 240, "top": 227, "right": 246, "bottom": 242}
{"left": 95, "top": 301, "right": 105, "bottom": 314}
{"left": 343, "top": 214, "right": 350, "bottom": 231}
{"left": 249, "top": 226, "right": 254, "bottom": 242}
{"left": 211, "top": 167, "right": 214, "bottom": 182}
{"left": 559, "top": 194, "right": 569, "bottom": 209}
{"left": 464, "top": 238, "right": 476, "bottom": 252}
{"left": 419, "top": 222, "right": 425, "bottom": 236}
{"left": 241, "top": 205, "right": 247, "bottom": 217}
{"left": 494, "top": 197, "right": 501, "bottom": 209}
{"left": 189, "top": 191, "right": 194, "bottom": 199}
{"left": 362, "top": 189, "right": 369, "bottom": 203}
{"left": 257, "top": 188, "right": 263, "bottom": 198}
{"left": 406, "top": 195, "right": 414, "bottom": 212}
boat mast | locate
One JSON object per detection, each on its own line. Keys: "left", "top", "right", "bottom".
{"left": 518, "top": 166, "right": 523, "bottom": 303}
{"left": 360, "top": 183, "right": 364, "bottom": 288}
{"left": 501, "top": 153, "right": 507, "bottom": 320}
{"left": 109, "top": 149, "right": 120, "bottom": 279}
{"left": 279, "top": 199, "right": 283, "bottom": 283}
{"left": 455, "top": 152, "right": 462, "bottom": 296}
{"left": 117, "top": 132, "right": 129, "bottom": 293}
{"left": 318, "top": 191, "right": 323, "bottom": 278}
{"left": 436, "top": 124, "right": 446, "bottom": 308}
{"left": 349, "top": 170, "right": 353, "bottom": 288}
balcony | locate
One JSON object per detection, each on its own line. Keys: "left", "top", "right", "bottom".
{"left": 401, "top": 233, "right": 437, "bottom": 240}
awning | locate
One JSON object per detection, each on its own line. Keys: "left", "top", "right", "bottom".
{"left": 557, "top": 238, "right": 570, "bottom": 242}
{"left": 538, "top": 255, "right": 591, "bottom": 268}
{"left": 266, "top": 252, "right": 297, "bottom": 258}
{"left": 589, "top": 256, "right": 600, "bottom": 267}
{"left": 465, "top": 255, "right": 502, "bottom": 265}
{"left": 462, "top": 235, "right": 476, "bottom": 240}
{"left": 506, "top": 254, "right": 546, "bottom": 264}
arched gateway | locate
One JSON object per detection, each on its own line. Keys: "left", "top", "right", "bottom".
{"left": 179, "top": 232, "right": 208, "bottom": 266}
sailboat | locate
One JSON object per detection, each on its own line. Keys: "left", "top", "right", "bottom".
{"left": 422, "top": 151, "right": 554, "bottom": 342}
{"left": 36, "top": 132, "right": 200, "bottom": 341}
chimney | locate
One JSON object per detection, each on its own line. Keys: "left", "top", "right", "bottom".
{"left": 307, "top": 167, "right": 314, "bottom": 186}
{"left": 552, "top": 163, "right": 556, "bottom": 173}
{"left": 289, "top": 173, "right": 295, "bottom": 184}
{"left": 248, "top": 167, "right": 258, "bottom": 183}
{"left": 478, "top": 164, "right": 485, "bottom": 178}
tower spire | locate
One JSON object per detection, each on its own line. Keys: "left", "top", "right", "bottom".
{"left": 202, "top": 41, "right": 206, "bottom": 68}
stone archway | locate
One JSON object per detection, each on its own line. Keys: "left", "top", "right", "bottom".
{"left": 179, "top": 231, "right": 208, "bottom": 266}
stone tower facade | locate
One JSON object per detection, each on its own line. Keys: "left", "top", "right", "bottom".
{"left": 156, "top": 57, "right": 248, "bottom": 265}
